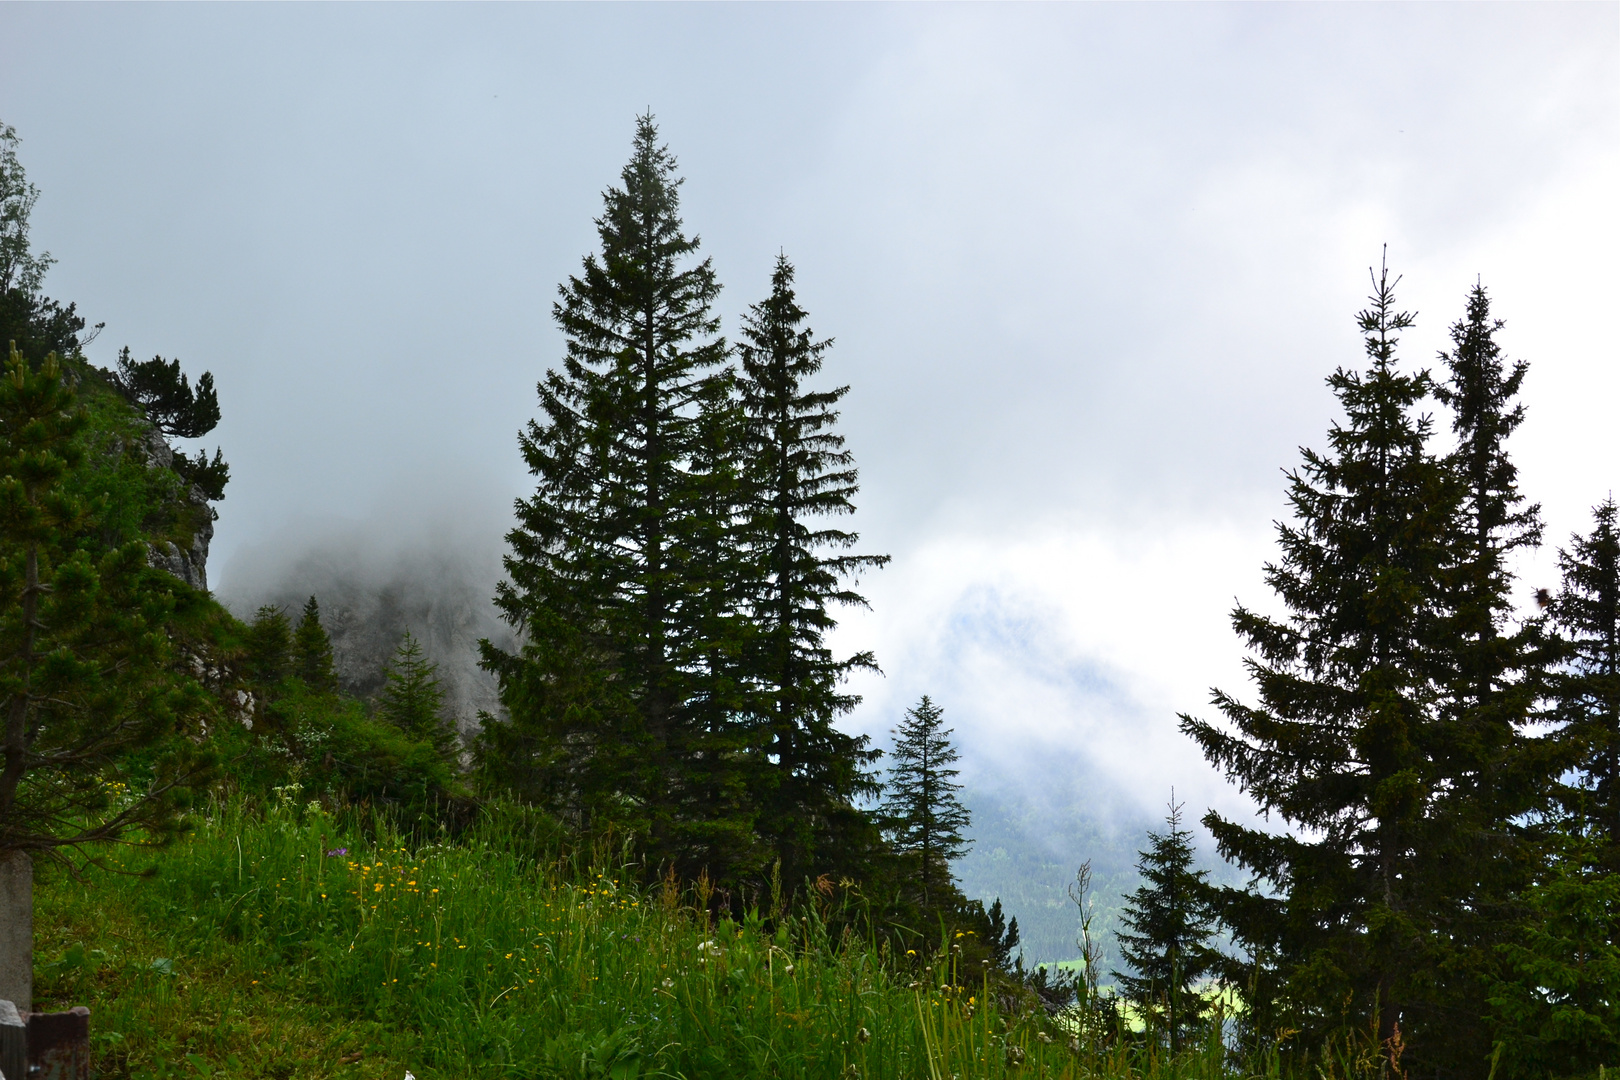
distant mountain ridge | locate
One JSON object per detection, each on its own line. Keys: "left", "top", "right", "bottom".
{"left": 955, "top": 786, "right": 1151, "bottom": 968}
{"left": 957, "top": 785, "right": 1244, "bottom": 970}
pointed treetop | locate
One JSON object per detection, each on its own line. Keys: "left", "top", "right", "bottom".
{"left": 1357, "top": 247, "right": 1418, "bottom": 370}
{"left": 378, "top": 631, "right": 454, "bottom": 752}
{"left": 294, "top": 596, "right": 337, "bottom": 692}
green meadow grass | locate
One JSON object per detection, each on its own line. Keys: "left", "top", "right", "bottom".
{"left": 34, "top": 797, "right": 1278, "bottom": 1080}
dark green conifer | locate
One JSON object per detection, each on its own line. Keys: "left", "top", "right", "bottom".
{"left": 1550, "top": 498, "right": 1620, "bottom": 863}
{"left": 1422, "top": 282, "right": 1549, "bottom": 1072}
{"left": 1180, "top": 258, "right": 1462, "bottom": 1055}
{"left": 736, "top": 254, "right": 888, "bottom": 890}
{"left": 0, "top": 346, "right": 217, "bottom": 861}
{"left": 245, "top": 605, "right": 293, "bottom": 688}
{"left": 880, "top": 696, "right": 970, "bottom": 909}
{"left": 478, "top": 116, "right": 753, "bottom": 882}
{"left": 293, "top": 596, "right": 337, "bottom": 692}
{"left": 113, "top": 347, "right": 221, "bottom": 439}
{"left": 984, "top": 897, "right": 1020, "bottom": 970}
{"left": 1112, "top": 797, "right": 1218, "bottom": 1054}
{"left": 1432, "top": 283, "right": 1545, "bottom": 815}
{"left": 113, "top": 347, "right": 229, "bottom": 500}
{"left": 378, "top": 632, "right": 456, "bottom": 757}
{"left": 1488, "top": 829, "right": 1620, "bottom": 1078}
{"left": 1488, "top": 502, "right": 1620, "bottom": 1076}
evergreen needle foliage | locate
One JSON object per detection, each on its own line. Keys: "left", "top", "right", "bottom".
{"left": 1113, "top": 796, "right": 1218, "bottom": 1054}
{"left": 1180, "top": 257, "right": 1465, "bottom": 1061}
{"left": 245, "top": 605, "right": 293, "bottom": 687}
{"left": 377, "top": 631, "right": 456, "bottom": 757}
{"left": 293, "top": 596, "right": 337, "bottom": 693}
{"left": 480, "top": 120, "right": 898, "bottom": 898}
{"left": 1422, "top": 280, "right": 1551, "bottom": 1072}
{"left": 113, "top": 347, "right": 221, "bottom": 441}
{"left": 985, "top": 897, "right": 1021, "bottom": 972}
{"left": 1487, "top": 499, "right": 1620, "bottom": 1077}
{"left": 737, "top": 253, "right": 889, "bottom": 892}
{"left": 111, "top": 347, "right": 229, "bottom": 500}
{"left": 478, "top": 114, "right": 757, "bottom": 883}
{"left": 1550, "top": 496, "right": 1620, "bottom": 863}
{"left": 11, "top": 107, "right": 1613, "bottom": 1080}
{"left": 880, "top": 696, "right": 971, "bottom": 910}
{"left": 0, "top": 347, "right": 218, "bottom": 860}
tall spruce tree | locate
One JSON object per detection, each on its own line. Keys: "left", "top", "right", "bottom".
{"left": 1180, "top": 259, "right": 1462, "bottom": 1059}
{"left": 1434, "top": 283, "right": 1543, "bottom": 746}
{"left": 984, "top": 897, "right": 1021, "bottom": 971}
{"left": 245, "top": 605, "right": 293, "bottom": 688}
{"left": 736, "top": 254, "right": 888, "bottom": 890}
{"left": 880, "top": 696, "right": 970, "bottom": 909}
{"left": 1113, "top": 796, "right": 1219, "bottom": 1055}
{"left": 1421, "top": 282, "right": 1549, "bottom": 1074}
{"left": 478, "top": 116, "right": 756, "bottom": 883}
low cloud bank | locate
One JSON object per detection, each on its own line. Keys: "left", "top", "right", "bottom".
{"left": 216, "top": 506, "right": 516, "bottom": 733}
{"left": 838, "top": 521, "right": 1278, "bottom": 828}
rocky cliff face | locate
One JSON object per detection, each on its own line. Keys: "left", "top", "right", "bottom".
{"left": 147, "top": 492, "right": 214, "bottom": 592}
{"left": 140, "top": 428, "right": 215, "bottom": 592}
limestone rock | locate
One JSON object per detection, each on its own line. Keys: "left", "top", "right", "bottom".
{"left": 140, "top": 428, "right": 214, "bottom": 592}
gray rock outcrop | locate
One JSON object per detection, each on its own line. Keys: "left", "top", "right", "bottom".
{"left": 140, "top": 428, "right": 215, "bottom": 592}
{"left": 147, "top": 486, "right": 214, "bottom": 592}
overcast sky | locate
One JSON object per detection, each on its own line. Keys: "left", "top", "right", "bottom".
{"left": 4, "top": 3, "right": 1616, "bottom": 826}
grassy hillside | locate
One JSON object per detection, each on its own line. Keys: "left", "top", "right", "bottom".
{"left": 32, "top": 798, "right": 1267, "bottom": 1080}
{"left": 31, "top": 799, "right": 1296, "bottom": 1080}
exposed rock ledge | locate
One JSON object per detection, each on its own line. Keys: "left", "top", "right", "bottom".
{"left": 141, "top": 428, "right": 215, "bottom": 592}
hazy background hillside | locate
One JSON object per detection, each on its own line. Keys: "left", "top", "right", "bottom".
{"left": 221, "top": 521, "right": 1237, "bottom": 968}
{"left": 218, "top": 510, "right": 515, "bottom": 731}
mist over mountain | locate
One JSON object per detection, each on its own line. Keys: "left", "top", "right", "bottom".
{"left": 955, "top": 775, "right": 1250, "bottom": 968}
{"left": 217, "top": 508, "right": 517, "bottom": 732}
{"left": 956, "top": 786, "right": 1151, "bottom": 968}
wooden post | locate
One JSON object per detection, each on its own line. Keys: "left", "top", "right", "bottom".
{"left": 26, "top": 1008, "right": 90, "bottom": 1080}
{"left": 0, "top": 998, "right": 24, "bottom": 1080}
{"left": 0, "top": 853, "right": 29, "bottom": 1014}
